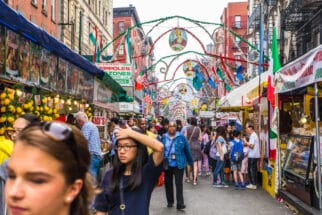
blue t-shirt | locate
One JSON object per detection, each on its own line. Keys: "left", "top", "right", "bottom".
{"left": 94, "top": 155, "right": 163, "bottom": 215}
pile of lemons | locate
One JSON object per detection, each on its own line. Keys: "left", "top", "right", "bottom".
{"left": 0, "top": 88, "right": 60, "bottom": 135}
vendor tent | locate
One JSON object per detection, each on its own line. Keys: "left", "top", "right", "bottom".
{"left": 275, "top": 45, "right": 322, "bottom": 93}
{"left": 219, "top": 71, "right": 269, "bottom": 107}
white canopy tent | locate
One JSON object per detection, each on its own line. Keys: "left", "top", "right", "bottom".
{"left": 219, "top": 71, "right": 269, "bottom": 107}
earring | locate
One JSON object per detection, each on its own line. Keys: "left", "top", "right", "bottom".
{"left": 66, "top": 196, "right": 72, "bottom": 202}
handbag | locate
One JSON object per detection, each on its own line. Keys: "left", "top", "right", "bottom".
{"left": 163, "top": 139, "right": 175, "bottom": 171}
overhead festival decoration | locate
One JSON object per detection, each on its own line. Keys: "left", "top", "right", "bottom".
{"left": 169, "top": 28, "right": 188, "bottom": 52}
{"left": 182, "top": 60, "right": 196, "bottom": 77}
{"left": 99, "top": 15, "right": 270, "bottom": 97}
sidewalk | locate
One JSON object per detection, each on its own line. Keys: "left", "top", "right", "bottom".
{"left": 150, "top": 174, "right": 295, "bottom": 215}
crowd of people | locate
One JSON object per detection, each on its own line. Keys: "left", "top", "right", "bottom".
{"left": 0, "top": 113, "right": 260, "bottom": 215}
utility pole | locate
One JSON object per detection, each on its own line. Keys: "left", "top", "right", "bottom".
{"left": 78, "top": 11, "right": 83, "bottom": 54}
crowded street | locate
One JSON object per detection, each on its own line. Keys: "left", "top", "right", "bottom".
{"left": 150, "top": 175, "right": 294, "bottom": 215}
{"left": 1, "top": 0, "right": 322, "bottom": 215}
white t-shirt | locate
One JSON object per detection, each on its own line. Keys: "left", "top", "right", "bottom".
{"left": 248, "top": 131, "right": 260, "bottom": 158}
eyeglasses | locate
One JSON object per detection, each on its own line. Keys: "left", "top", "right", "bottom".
{"left": 41, "top": 121, "right": 79, "bottom": 163}
{"left": 116, "top": 144, "right": 138, "bottom": 151}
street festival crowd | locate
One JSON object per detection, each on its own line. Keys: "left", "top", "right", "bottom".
{"left": 0, "top": 113, "right": 260, "bottom": 215}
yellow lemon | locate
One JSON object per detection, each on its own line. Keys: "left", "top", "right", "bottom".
{"left": 3, "top": 98, "right": 10, "bottom": 105}
{"left": 16, "top": 107, "right": 22, "bottom": 114}
{"left": 0, "top": 93, "right": 7, "bottom": 99}
{"left": 8, "top": 93, "right": 14, "bottom": 100}
{"left": 1, "top": 106, "right": 6, "bottom": 113}
{"left": 7, "top": 116, "right": 15, "bottom": 123}
{"left": 54, "top": 113, "right": 60, "bottom": 118}
{"left": 0, "top": 116, "right": 6, "bottom": 123}
{"left": 8, "top": 105, "right": 15, "bottom": 113}
{"left": 23, "top": 103, "right": 29, "bottom": 110}
{"left": 0, "top": 127, "right": 5, "bottom": 135}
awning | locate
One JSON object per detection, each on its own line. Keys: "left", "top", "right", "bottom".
{"left": 219, "top": 71, "right": 269, "bottom": 107}
{"left": 275, "top": 45, "right": 322, "bottom": 93}
{"left": 0, "top": 1, "right": 125, "bottom": 94}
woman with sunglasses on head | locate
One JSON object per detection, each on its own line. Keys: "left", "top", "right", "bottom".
{"left": 94, "top": 125, "right": 164, "bottom": 215}
{"left": 4, "top": 121, "right": 93, "bottom": 215}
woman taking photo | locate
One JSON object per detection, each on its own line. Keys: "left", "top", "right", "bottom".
{"left": 94, "top": 125, "right": 164, "bottom": 215}
{"left": 5, "top": 121, "right": 93, "bottom": 215}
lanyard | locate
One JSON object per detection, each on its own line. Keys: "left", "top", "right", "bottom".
{"left": 119, "top": 177, "right": 125, "bottom": 215}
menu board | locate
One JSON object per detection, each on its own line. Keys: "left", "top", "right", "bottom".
{"left": 40, "top": 49, "right": 57, "bottom": 90}
{"left": 57, "top": 58, "right": 68, "bottom": 93}
{"left": 30, "top": 42, "right": 41, "bottom": 84}
{"left": 78, "top": 70, "right": 94, "bottom": 102}
{"left": 18, "top": 36, "right": 31, "bottom": 82}
{"left": 66, "top": 64, "right": 79, "bottom": 95}
{"left": 0, "top": 25, "right": 5, "bottom": 76}
{"left": 6, "top": 30, "right": 19, "bottom": 78}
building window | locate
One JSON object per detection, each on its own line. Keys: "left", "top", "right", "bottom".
{"left": 118, "top": 21, "right": 125, "bottom": 33}
{"left": 31, "top": 0, "right": 37, "bottom": 7}
{"left": 42, "top": 0, "right": 47, "bottom": 10}
{"left": 234, "top": 15, "right": 241, "bottom": 28}
{"left": 235, "top": 36, "right": 241, "bottom": 46}
{"left": 51, "top": 0, "right": 56, "bottom": 21}
{"left": 118, "top": 44, "right": 124, "bottom": 55}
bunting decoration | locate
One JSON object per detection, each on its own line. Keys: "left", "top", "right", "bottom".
{"left": 236, "top": 65, "right": 244, "bottom": 81}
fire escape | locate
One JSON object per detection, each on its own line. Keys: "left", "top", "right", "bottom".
{"left": 281, "top": 0, "right": 322, "bottom": 62}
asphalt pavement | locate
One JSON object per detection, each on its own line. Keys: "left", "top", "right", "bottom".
{"left": 150, "top": 174, "right": 295, "bottom": 215}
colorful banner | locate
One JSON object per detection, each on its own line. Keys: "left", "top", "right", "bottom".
{"left": 276, "top": 45, "right": 322, "bottom": 93}
{"left": 96, "top": 63, "right": 133, "bottom": 87}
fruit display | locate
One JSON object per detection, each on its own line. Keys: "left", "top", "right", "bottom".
{"left": 0, "top": 87, "right": 92, "bottom": 135}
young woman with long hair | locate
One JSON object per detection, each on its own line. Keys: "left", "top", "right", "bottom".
{"left": 94, "top": 125, "right": 164, "bottom": 215}
{"left": 5, "top": 121, "right": 93, "bottom": 215}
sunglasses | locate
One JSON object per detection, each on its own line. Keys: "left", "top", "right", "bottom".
{"left": 41, "top": 121, "right": 79, "bottom": 164}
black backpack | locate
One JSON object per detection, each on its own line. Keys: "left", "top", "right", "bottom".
{"left": 203, "top": 140, "right": 212, "bottom": 156}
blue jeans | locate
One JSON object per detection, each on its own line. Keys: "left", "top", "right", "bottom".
{"left": 213, "top": 156, "right": 225, "bottom": 184}
{"left": 90, "top": 154, "right": 102, "bottom": 185}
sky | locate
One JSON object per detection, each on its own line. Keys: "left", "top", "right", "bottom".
{"left": 113, "top": 0, "right": 246, "bottom": 86}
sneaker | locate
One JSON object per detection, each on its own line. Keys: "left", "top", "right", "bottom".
{"left": 177, "top": 205, "right": 186, "bottom": 210}
{"left": 221, "top": 183, "right": 229, "bottom": 188}
{"left": 234, "top": 183, "right": 239, "bottom": 190}
{"left": 206, "top": 172, "right": 211, "bottom": 176}
{"left": 213, "top": 183, "right": 223, "bottom": 188}
{"left": 246, "top": 184, "right": 257, "bottom": 190}
{"left": 240, "top": 183, "right": 246, "bottom": 190}
{"left": 167, "top": 203, "right": 173, "bottom": 208}
{"left": 198, "top": 172, "right": 202, "bottom": 176}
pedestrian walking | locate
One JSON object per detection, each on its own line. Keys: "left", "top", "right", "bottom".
{"left": 230, "top": 130, "right": 246, "bottom": 189}
{"left": 94, "top": 125, "right": 164, "bottom": 215}
{"left": 212, "top": 126, "right": 228, "bottom": 188}
{"left": 75, "top": 111, "right": 101, "bottom": 185}
{"left": 243, "top": 123, "right": 260, "bottom": 190}
{"left": 161, "top": 121, "right": 193, "bottom": 210}
{"left": 198, "top": 125, "right": 211, "bottom": 176}
{"left": 5, "top": 121, "right": 93, "bottom": 215}
{"left": 184, "top": 117, "right": 202, "bottom": 185}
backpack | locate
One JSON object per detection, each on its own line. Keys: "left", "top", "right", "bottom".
{"left": 203, "top": 140, "right": 212, "bottom": 156}
{"left": 230, "top": 139, "right": 244, "bottom": 162}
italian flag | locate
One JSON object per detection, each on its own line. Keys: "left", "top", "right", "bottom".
{"left": 267, "top": 27, "right": 281, "bottom": 108}
{"left": 268, "top": 27, "right": 281, "bottom": 161}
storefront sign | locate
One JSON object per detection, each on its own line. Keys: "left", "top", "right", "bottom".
{"left": 118, "top": 102, "right": 134, "bottom": 112}
{"left": 276, "top": 45, "right": 322, "bottom": 93}
{"left": 92, "top": 116, "right": 105, "bottom": 126}
{"left": 96, "top": 63, "right": 133, "bottom": 87}
{"left": 199, "top": 111, "right": 215, "bottom": 118}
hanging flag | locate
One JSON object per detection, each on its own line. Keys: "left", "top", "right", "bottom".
{"left": 268, "top": 27, "right": 281, "bottom": 161}
{"left": 207, "top": 78, "right": 217, "bottom": 89}
{"left": 267, "top": 27, "right": 281, "bottom": 108}
{"left": 236, "top": 65, "right": 244, "bottom": 81}
{"left": 211, "top": 66, "right": 219, "bottom": 82}
{"left": 193, "top": 76, "right": 203, "bottom": 91}
{"left": 216, "top": 68, "right": 225, "bottom": 80}
{"left": 220, "top": 57, "right": 235, "bottom": 83}
{"left": 224, "top": 83, "right": 232, "bottom": 92}
{"left": 135, "top": 70, "right": 144, "bottom": 90}
{"left": 125, "top": 29, "right": 132, "bottom": 64}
